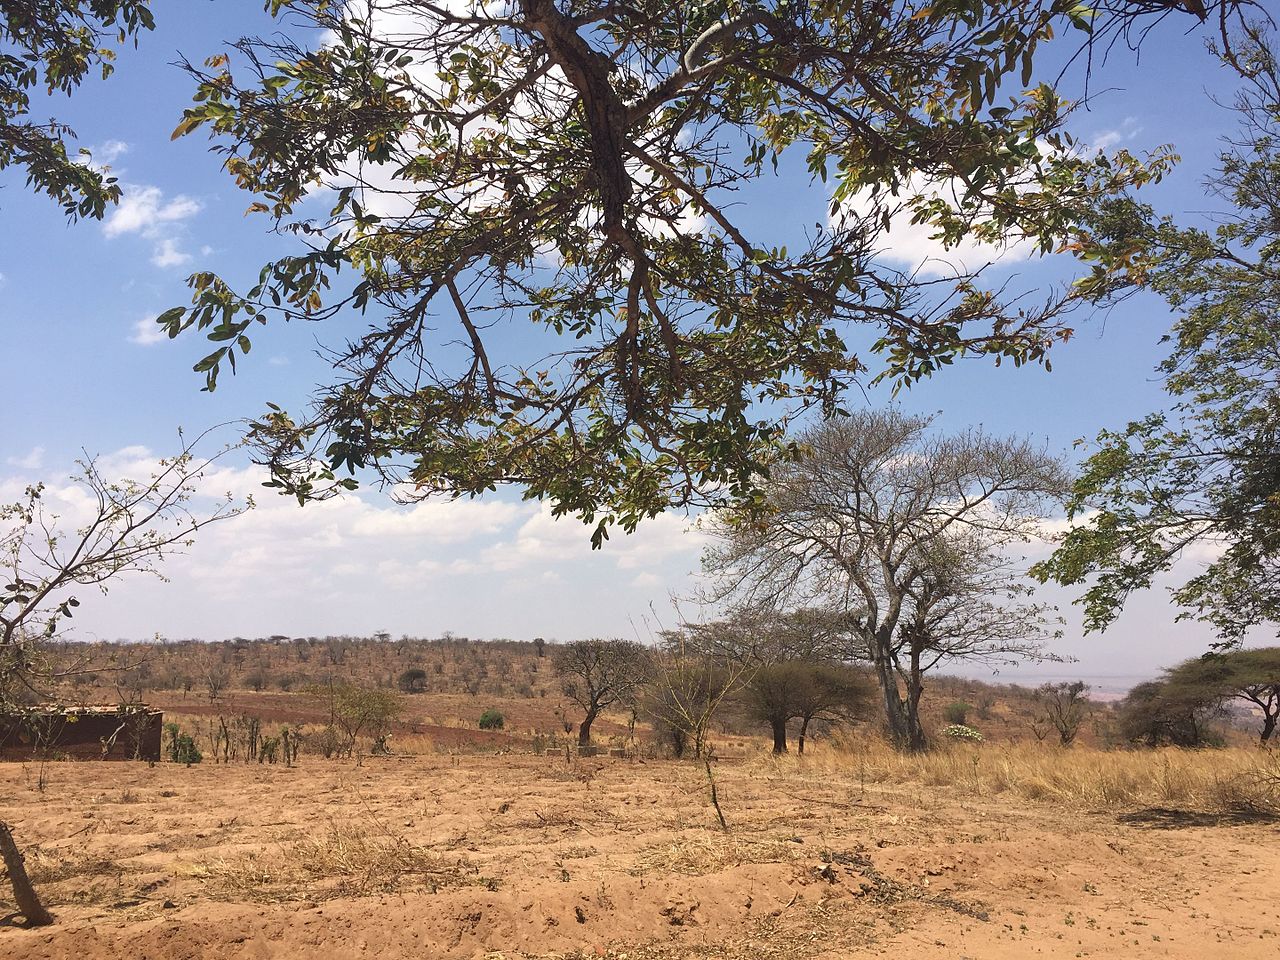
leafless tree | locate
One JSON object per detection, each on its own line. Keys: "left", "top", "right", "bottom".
{"left": 552, "top": 638, "right": 651, "bottom": 746}
{"left": 645, "top": 627, "right": 752, "bottom": 759}
{"left": 704, "top": 409, "right": 1068, "bottom": 752}
{"left": 0, "top": 432, "right": 247, "bottom": 707}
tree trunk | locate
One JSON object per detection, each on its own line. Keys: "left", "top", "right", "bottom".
{"left": 903, "top": 648, "right": 928, "bottom": 753}
{"left": 1261, "top": 710, "right": 1276, "bottom": 745}
{"left": 797, "top": 716, "right": 810, "bottom": 755}
{"left": 873, "top": 655, "right": 912, "bottom": 750}
{"left": 770, "top": 716, "right": 788, "bottom": 754}
{"left": 578, "top": 707, "right": 598, "bottom": 746}
{"left": 0, "top": 821, "right": 53, "bottom": 926}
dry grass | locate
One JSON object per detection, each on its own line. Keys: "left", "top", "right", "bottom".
{"left": 760, "top": 737, "right": 1280, "bottom": 814}
{"left": 634, "top": 834, "right": 808, "bottom": 876}
{"left": 186, "top": 821, "right": 479, "bottom": 902}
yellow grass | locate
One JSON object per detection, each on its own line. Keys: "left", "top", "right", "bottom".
{"left": 185, "top": 821, "right": 478, "bottom": 902}
{"left": 754, "top": 736, "right": 1280, "bottom": 813}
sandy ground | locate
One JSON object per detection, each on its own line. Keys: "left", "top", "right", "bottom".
{"left": 1, "top": 753, "right": 1277, "bottom": 959}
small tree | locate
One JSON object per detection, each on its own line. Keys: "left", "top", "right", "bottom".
{"left": 745, "top": 661, "right": 872, "bottom": 754}
{"left": 1032, "top": 681, "right": 1091, "bottom": 746}
{"left": 552, "top": 639, "right": 650, "bottom": 746}
{"left": 645, "top": 630, "right": 750, "bottom": 759}
{"left": 311, "top": 682, "right": 402, "bottom": 759}
{"left": 792, "top": 664, "right": 874, "bottom": 755}
{"left": 478, "top": 708, "right": 504, "bottom": 730}
{"left": 532, "top": 637, "right": 546, "bottom": 659}
{"left": 1, "top": 435, "right": 245, "bottom": 707}
{"left": 397, "top": 668, "right": 428, "bottom": 694}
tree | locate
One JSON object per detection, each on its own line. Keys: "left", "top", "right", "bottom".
{"left": 158, "top": 0, "right": 1214, "bottom": 541}
{"left": 552, "top": 638, "right": 649, "bottom": 746}
{"left": 1033, "top": 25, "right": 1280, "bottom": 642}
{"left": 0, "top": 436, "right": 246, "bottom": 707}
{"left": 1166, "top": 648, "right": 1280, "bottom": 743}
{"left": 1032, "top": 680, "right": 1091, "bottom": 746}
{"left": 0, "top": 1, "right": 154, "bottom": 220}
{"left": 1116, "top": 678, "right": 1223, "bottom": 748}
{"left": 397, "top": 667, "right": 428, "bottom": 692}
{"left": 706, "top": 410, "right": 1067, "bottom": 751}
{"left": 644, "top": 628, "right": 751, "bottom": 759}
{"left": 790, "top": 663, "right": 873, "bottom": 755}
{"left": 311, "top": 681, "right": 403, "bottom": 758}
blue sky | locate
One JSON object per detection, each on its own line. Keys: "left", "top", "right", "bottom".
{"left": 0, "top": 5, "right": 1255, "bottom": 688}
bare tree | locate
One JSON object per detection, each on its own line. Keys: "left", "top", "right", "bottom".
{"left": 552, "top": 639, "right": 650, "bottom": 746}
{"left": 0, "top": 433, "right": 246, "bottom": 707}
{"left": 1032, "top": 681, "right": 1092, "bottom": 746}
{"left": 645, "top": 628, "right": 751, "bottom": 759}
{"left": 705, "top": 410, "right": 1068, "bottom": 752}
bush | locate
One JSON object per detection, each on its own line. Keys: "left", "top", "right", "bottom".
{"left": 941, "top": 723, "right": 984, "bottom": 743}
{"left": 478, "top": 708, "right": 505, "bottom": 730}
{"left": 943, "top": 701, "right": 971, "bottom": 725}
{"left": 165, "top": 722, "right": 202, "bottom": 765}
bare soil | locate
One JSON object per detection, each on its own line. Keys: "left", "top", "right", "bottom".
{"left": 1, "top": 753, "right": 1277, "bottom": 959}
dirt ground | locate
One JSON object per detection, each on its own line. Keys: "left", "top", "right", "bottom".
{"left": 2, "top": 753, "right": 1277, "bottom": 959}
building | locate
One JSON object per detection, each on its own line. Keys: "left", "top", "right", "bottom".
{"left": 0, "top": 704, "right": 163, "bottom": 761}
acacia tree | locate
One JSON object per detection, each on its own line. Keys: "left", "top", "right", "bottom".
{"left": 152, "top": 0, "right": 1225, "bottom": 541}
{"left": 0, "top": 436, "right": 246, "bottom": 707}
{"left": 1166, "top": 648, "right": 1280, "bottom": 743}
{"left": 706, "top": 410, "right": 1067, "bottom": 751}
{"left": 1117, "top": 678, "right": 1224, "bottom": 747}
{"left": 552, "top": 637, "right": 650, "bottom": 745}
{"left": 0, "top": 1, "right": 154, "bottom": 219}
{"left": 1033, "top": 25, "right": 1280, "bottom": 642}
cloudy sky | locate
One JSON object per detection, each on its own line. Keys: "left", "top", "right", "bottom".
{"left": 0, "top": 5, "right": 1261, "bottom": 689}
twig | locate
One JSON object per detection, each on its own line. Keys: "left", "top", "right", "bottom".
{"left": 705, "top": 759, "right": 728, "bottom": 832}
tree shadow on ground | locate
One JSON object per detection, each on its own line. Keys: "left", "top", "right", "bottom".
{"left": 1117, "top": 807, "right": 1278, "bottom": 830}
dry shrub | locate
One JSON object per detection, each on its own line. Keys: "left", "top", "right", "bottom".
{"left": 634, "top": 834, "right": 806, "bottom": 876}
{"left": 188, "top": 822, "right": 476, "bottom": 901}
{"left": 756, "top": 735, "right": 1280, "bottom": 814}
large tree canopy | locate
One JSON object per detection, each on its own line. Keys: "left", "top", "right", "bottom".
{"left": 0, "top": 0, "right": 154, "bottom": 219}
{"left": 1033, "top": 24, "right": 1280, "bottom": 642}
{"left": 158, "top": 0, "right": 1221, "bottom": 542}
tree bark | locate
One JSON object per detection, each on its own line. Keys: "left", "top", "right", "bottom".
{"left": 0, "top": 820, "right": 52, "bottom": 926}
{"left": 873, "top": 655, "right": 911, "bottom": 750}
{"left": 770, "top": 716, "right": 788, "bottom": 754}
{"left": 1261, "top": 711, "right": 1276, "bottom": 744}
{"left": 578, "top": 706, "right": 598, "bottom": 746}
{"left": 797, "top": 715, "right": 810, "bottom": 755}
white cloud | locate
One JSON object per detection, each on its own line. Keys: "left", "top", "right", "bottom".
{"left": 129, "top": 314, "right": 169, "bottom": 346}
{"left": 103, "top": 184, "right": 202, "bottom": 269}
{"left": 150, "top": 238, "right": 192, "bottom": 269}
{"left": 1091, "top": 117, "right": 1142, "bottom": 151}
{"left": 103, "top": 186, "right": 201, "bottom": 238}
{"left": 834, "top": 173, "right": 1036, "bottom": 279}
{"left": 96, "top": 139, "right": 130, "bottom": 166}
{"left": 6, "top": 446, "right": 45, "bottom": 470}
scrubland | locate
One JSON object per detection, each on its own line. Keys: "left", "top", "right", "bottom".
{"left": 2, "top": 733, "right": 1277, "bottom": 959}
